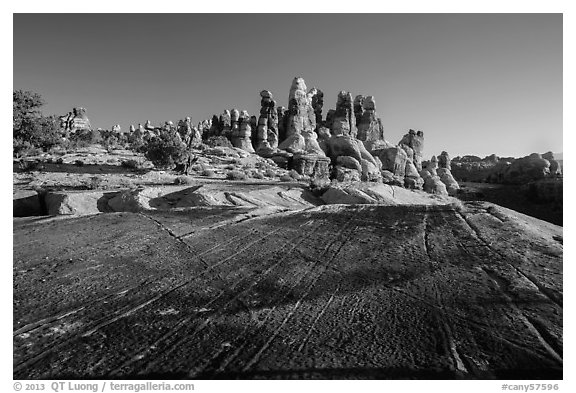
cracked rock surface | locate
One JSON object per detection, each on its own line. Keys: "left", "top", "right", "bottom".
{"left": 13, "top": 201, "right": 562, "bottom": 379}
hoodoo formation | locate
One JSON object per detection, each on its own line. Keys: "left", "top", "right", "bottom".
{"left": 13, "top": 76, "right": 563, "bottom": 381}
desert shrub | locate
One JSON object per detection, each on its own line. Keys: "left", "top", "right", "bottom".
{"left": 13, "top": 139, "right": 41, "bottom": 158}
{"left": 86, "top": 176, "right": 103, "bottom": 190}
{"left": 205, "top": 135, "right": 234, "bottom": 148}
{"left": 202, "top": 168, "right": 216, "bottom": 177}
{"left": 102, "top": 134, "right": 119, "bottom": 151}
{"left": 72, "top": 128, "right": 102, "bottom": 146}
{"left": 226, "top": 170, "right": 247, "bottom": 180}
{"left": 127, "top": 131, "right": 147, "bottom": 152}
{"left": 308, "top": 177, "right": 331, "bottom": 195}
{"left": 18, "top": 159, "right": 40, "bottom": 172}
{"left": 142, "top": 130, "right": 190, "bottom": 170}
{"left": 190, "top": 163, "right": 203, "bottom": 172}
{"left": 289, "top": 169, "right": 301, "bottom": 180}
{"left": 174, "top": 176, "right": 195, "bottom": 185}
{"left": 251, "top": 170, "right": 264, "bottom": 179}
{"left": 121, "top": 159, "right": 140, "bottom": 169}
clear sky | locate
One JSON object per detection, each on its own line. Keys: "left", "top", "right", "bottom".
{"left": 13, "top": 13, "right": 562, "bottom": 158}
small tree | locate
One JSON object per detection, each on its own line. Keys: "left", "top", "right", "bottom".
{"left": 13, "top": 90, "right": 62, "bottom": 155}
{"left": 143, "top": 129, "right": 190, "bottom": 170}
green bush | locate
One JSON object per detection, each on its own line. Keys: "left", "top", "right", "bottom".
{"left": 143, "top": 130, "right": 190, "bottom": 170}
{"left": 13, "top": 90, "right": 63, "bottom": 155}
{"left": 226, "top": 170, "right": 247, "bottom": 180}
{"left": 121, "top": 159, "right": 140, "bottom": 169}
{"left": 174, "top": 176, "right": 195, "bottom": 185}
{"left": 67, "top": 129, "right": 102, "bottom": 148}
{"left": 251, "top": 170, "right": 264, "bottom": 179}
{"left": 202, "top": 168, "right": 216, "bottom": 177}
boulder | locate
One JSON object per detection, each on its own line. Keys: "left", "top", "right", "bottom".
{"left": 107, "top": 188, "right": 162, "bottom": 212}
{"left": 58, "top": 107, "right": 92, "bottom": 134}
{"left": 355, "top": 139, "right": 379, "bottom": 167}
{"left": 336, "top": 156, "right": 362, "bottom": 172}
{"left": 13, "top": 190, "right": 43, "bottom": 217}
{"left": 361, "top": 159, "right": 382, "bottom": 182}
{"left": 399, "top": 130, "right": 424, "bottom": 171}
{"left": 438, "top": 151, "right": 451, "bottom": 169}
{"left": 333, "top": 166, "right": 361, "bottom": 182}
{"left": 373, "top": 147, "right": 408, "bottom": 179}
{"left": 327, "top": 135, "right": 362, "bottom": 163}
{"left": 404, "top": 160, "right": 423, "bottom": 190}
{"left": 381, "top": 170, "right": 404, "bottom": 186}
{"left": 320, "top": 183, "right": 454, "bottom": 206}
{"left": 421, "top": 171, "right": 449, "bottom": 196}
{"left": 363, "top": 139, "right": 394, "bottom": 154}
{"left": 437, "top": 168, "right": 460, "bottom": 196}
{"left": 301, "top": 130, "right": 326, "bottom": 156}
{"left": 278, "top": 133, "right": 306, "bottom": 154}
{"left": 45, "top": 190, "right": 113, "bottom": 215}
{"left": 292, "top": 154, "right": 330, "bottom": 181}
{"left": 404, "top": 176, "right": 424, "bottom": 190}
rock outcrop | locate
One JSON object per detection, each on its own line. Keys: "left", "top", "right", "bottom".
{"left": 331, "top": 91, "right": 356, "bottom": 138}
{"left": 219, "top": 110, "right": 232, "bottom": 136}
{"left": 426, "top": 152, "right": 459, "bottom": 195}
{"left": 255, "top": 91, "right": 279, "bottom": 155}
{"left": 399, "top": 129, "right": 424, "bottom": 171}
{"left": 58, "top": 107, "right": 92, "bottom": 134}
{"left": 356, "top": 96, "right": 385, "bottom": 144}
{"left": 231, "top": 110, "right": 255, "bottom": 153}
{"left": 278, "top": 77, "right": 316, "bottom": 153}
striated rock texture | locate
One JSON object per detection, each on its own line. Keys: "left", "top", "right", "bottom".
{"left": 59, "top": 107, "right": 92, "bottom": 134}
{"left": 13, "top": 200, "right": 563, "bottom": 380}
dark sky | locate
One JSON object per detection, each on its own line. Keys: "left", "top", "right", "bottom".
{"left": 13, "top": 13, "right": 562, "bottom": 158}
